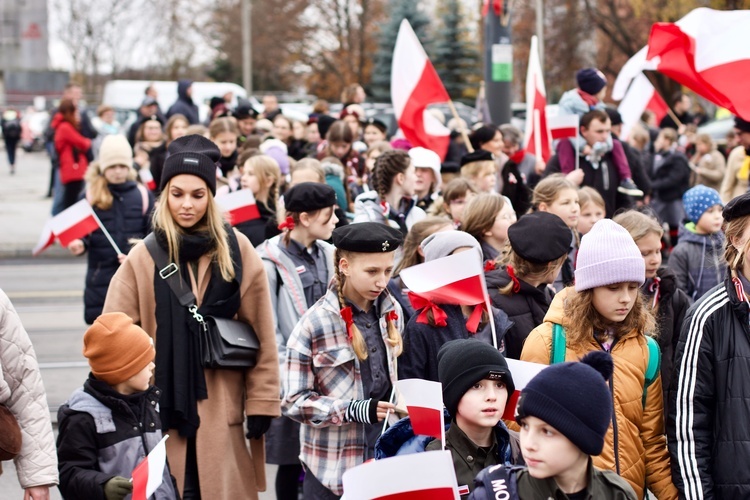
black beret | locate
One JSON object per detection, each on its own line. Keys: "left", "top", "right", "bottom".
{"left": 333, "top": 222, "right": 403, "bottom": 253}
{"left": 234, "top": 104, "right": 259, "bottom": 120}
{"left": 161, "top": 135, "right": 221, "bottom": 194}
{"left": 735, "top": 116, "right": 750, "bottom": 133}
{"left": 364, "top": 118, "right": 387, "bottom": 134}
{"left": 507, "top": 212, "right": 572, "bottom": 263}
{"left": 723, "top": 192, "right": 750, "bottom": 222}
{"left": 284, "top": 182, "right": 337, "bottom": 213}
{"left": 460, "top": 150, "right": 494, "bottom": 167}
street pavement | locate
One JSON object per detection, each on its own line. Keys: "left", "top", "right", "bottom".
{"left": 0, "top": 151, "right": 278, "bottom": 499}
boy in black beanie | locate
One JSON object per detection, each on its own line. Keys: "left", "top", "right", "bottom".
{"left": 425, "top": 339, "right": 519, "bottom": 497}
{"left": 469, "top": 351, "right": 636, "bottom": 500}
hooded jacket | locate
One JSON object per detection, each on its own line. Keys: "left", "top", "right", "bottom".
{"left": 166, "top": 80, "right": 199, "bottom": 125}
{"left": 668, "top": 278, "right": 750, "bottom": 499}
{"left": 668, "top": 224, "right": 726, "bottom": 302}
{"left": 521, "top": 287, "right": 677, "bottom": 500}
{"left": 485, "top": 266, "right": 555, "bottom": 360}
{"left": 52, "top": 113, "right": 92, "bottom": 184}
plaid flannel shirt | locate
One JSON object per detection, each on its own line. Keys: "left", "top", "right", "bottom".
{"left": 283, "top": 285, "right": 403, "bottom": 495}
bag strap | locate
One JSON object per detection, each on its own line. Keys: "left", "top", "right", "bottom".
{"left": 550, "top": 323, "right": 567, "bottom": 364}
{"left": 136, "top": 183, "right": 149, "bottom": 216}
{"left": 642, "top": 336, "right": 662, "bottom": 406}
{"left": 143, "top": 233, "right": 196, "bottom": 308}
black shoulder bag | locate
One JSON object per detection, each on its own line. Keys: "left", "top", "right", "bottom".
{"left": 144, "top": 233, "right": 260, "bottom": 369}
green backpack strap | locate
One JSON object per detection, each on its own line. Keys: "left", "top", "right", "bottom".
{"left": 550, "top": 323, "right": 567, "bottom": 364}
{"left": 642, "top": 336, "right": 662, "bottom": 406}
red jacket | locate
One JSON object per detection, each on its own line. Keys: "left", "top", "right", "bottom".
{"left": 53, "top": 113, "right": 91, "bottom": 184}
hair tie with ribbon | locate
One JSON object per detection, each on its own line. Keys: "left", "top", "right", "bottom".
{"left": 484, "top": 260, "right": 497, "bottom": 272}
{"left": 385, "top": 310, "right": 398, "bottom": 323}
{"left": 648, "top": 276, "right": 661, "bottom": 310}
{"left": 278, "top": 215, "right": 295, "bottom": 231}
{"left": 506, "top": 264, "right": 521, "bottom": 293}
{"left": 466, "top": 303, "right": 486, "bottom": 334}
{"left": 408, "top": 292, "right": 447, "bottom": 327}
{"left": 380, "top": 200, "right": 390, "bottom": 218}
{"left": 340, "top": 306, "right": 354, "bottom": 341}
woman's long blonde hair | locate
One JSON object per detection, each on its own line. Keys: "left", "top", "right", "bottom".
{"left": 460, "top": 192, "right": 504, "bottom": 241}
{"left": 153, "top": 178, "right": 235, "bottom": 281}
{"left": 84, "top": 161, "right": 136, "bottom": 210}
{"left": 334, "top": 249, "right": 402, "bottom": 360}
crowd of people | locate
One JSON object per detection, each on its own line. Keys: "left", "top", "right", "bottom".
{"left": 3, "top": 67, "right": 750, "bottom": 500}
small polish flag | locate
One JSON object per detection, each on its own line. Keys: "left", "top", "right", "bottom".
{"left": 343, "top": 450, "right": 459, "bottom": 500}
{"left": 50, "top": 199, "right": 100, "bottom": 247}
{"left": 216, "top": 189, "right": 261, "bottom": 225}
{"left": 138, "top": 168, "right": 156, "bottom": 191}
{"left": 399, "top": 248, "right": 486, "bottom": 306}
{"left": 32, "top": 220, "right": 55, "bottom": 256}
{"left": 131, "top": 435, "right": 169, "bottom": 500}
{"left": 502, "top": 359, "right": 548, "bottom": 420}
{"left": 397, "top": 379, "right": 444, "bottom": 440}
{"left": 547, "top": 114, "right": 580, "bottom": 140}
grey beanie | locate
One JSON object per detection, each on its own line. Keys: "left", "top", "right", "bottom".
{"left": 421, "top": 230, "right": 481, "bottom": 262}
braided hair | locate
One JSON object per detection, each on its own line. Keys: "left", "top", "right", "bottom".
{"left": 372, "top": 149, "right": 411, "bottom": 200}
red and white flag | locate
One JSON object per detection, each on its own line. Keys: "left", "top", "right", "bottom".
{"left": 216, "top": 189, "right": 261, "bottom": 225}
{"left": 50, "top": 199, "right": 100, "bottom": 247}
{"left": 131, "top": 435, "right": 169, "bottom": 500}
{"left": 342, "top": 450, "right": 459, "bottom": 500}
{"left": 617, "top": 74, "right": 669, "bottom": 140}
{"left": 392, "top": 19, "right": 451, "bottom": 160}
{"left": 397, "top": 379, "right": 444, "bottom": 440}
{"left": 399, "top": 248, "right": 486, "bottom": 306}
{"left": 139, "top": 168, "right": 156, "bottom": 191}
{"left": 32, "top": 220, "right": 55, "bottom": 256}
{"left": 524, "top": 36, "right": 551, "bottom": 162}
{"left": 547, "top": 114, "right": 579, "bottom": 141}
{"left": 502, "top": 359, "right": 548, "bottom": 420}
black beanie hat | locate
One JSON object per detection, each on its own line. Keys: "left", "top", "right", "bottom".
{"left": 516, "top": 351, "right": 614, "bottom": 456}
{"left": 160, "top": 134, "right": 220, "bottom": 194}
{"left": 437, "top": 339, "right": 515, "bottom": 419}
{"left": 576, "top": 68, "right": 607, "bottom": 95}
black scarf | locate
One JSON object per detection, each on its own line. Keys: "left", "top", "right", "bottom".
{"left": 152, "top": 227, "right": 242, "bottom": 437}
{"left": 218, "top": 150, "right": 238, "bottom": 177}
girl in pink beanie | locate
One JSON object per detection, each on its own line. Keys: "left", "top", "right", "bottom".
{"left": 520, "top": 218, "right": 678, "bottom": 499}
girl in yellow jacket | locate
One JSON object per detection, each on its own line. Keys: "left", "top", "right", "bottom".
{"left": 521, "top": 219, "right": 677, "bottom": 499}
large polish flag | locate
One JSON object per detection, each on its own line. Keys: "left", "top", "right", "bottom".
{"left": 392, "top": 19, "right": 451, "bottom": 160}
{"left": 524, "top": 36, "right": 551, "bottom": 162}
{"left": 399, "top": 248, "right": 486, "bottom": 306}
{"left": 216, "top": 189, "right": 261, "bottom": 225}
{"left": 131, "top": 435, "right": 169, "bottom": 500}
{"left": 547, "top": 114, "right": 579, "bottom": 141}
{"left": 50, "top": 199, "right": 100, "bottom": 247}
{"left": 614, "top": 8, "right": 750, "bottom": 119}
{"left": 397, "top": 379, "right": 444, "bottom": 440}
{"left": 617, "top": 74, "right": 669, "bottom": 140}
{"left": 502, "top": 359, "right": 548, "bottom": 420}
{"left": 342, "top": 450, "right": 460, "bottom": 500}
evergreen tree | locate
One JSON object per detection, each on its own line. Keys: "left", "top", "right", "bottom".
{"left": 369, "top": 0, "right": 431, "bottom": 101}
{"left": 432, "top": 0, "right": 480, "bottom": 102}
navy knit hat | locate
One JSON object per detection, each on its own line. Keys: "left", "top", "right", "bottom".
{"left": 516, "top": 351, "right": 613, "bottom": 455}
{"left": 437, "top": 339, "right": 515, "bottom": 419}
{"left": 576, "top": 68, "right": 607, "bottom": 95}
{"left": 683, "top": 184, "right": 723, "bottom": 224}
{"left": 160, "top": 134, "right": 220, "bottom": 194}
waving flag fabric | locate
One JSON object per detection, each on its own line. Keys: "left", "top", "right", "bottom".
{"left": 216, "top": 189, "right": 261, "bottom": 225}
{"left": 524, "top": 36, "right": 551, "bottom": 162}
{"left": 50, "top": 199, "right": 100, "bottom": 247}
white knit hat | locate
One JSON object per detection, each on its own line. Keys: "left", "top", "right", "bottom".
{"left": 574, "top": 219, "right": 645, "bottom": 291}
{"left": 98, "top": 135, "right": 133, "bottom": 172}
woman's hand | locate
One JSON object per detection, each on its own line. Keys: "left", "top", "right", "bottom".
{"left": 68, "top": 239, "right": 85, "bottom": 255}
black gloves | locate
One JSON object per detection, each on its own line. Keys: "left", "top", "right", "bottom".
{"left": 245, "top": 415, "right": 273, "bottom": 440}
{"left": 104, "top": 476, "right": 133, "bottom": 500}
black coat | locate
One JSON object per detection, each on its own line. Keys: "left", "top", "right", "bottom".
{"left": 166, "top": 80, "right": 199, "bottom": 125}
{"left": 83, "top": 181, "right": 153, "bottom": 324}
{"left": 617, "top": 136, "right": 652, "bottom": 197}
{"left": 648, "top": 150, "right": 691, "bottom": 202}
{"left": 500, "top": 159, "right": 531, "bottom": 217}
{"left": 485, "top": 267, "right": 555, "bottom": 360}
{"left": 235, "top": 200, "right": 280, "bottom": 247}
{"left": 668, "top": 279, "right": 750, "bottom": 499}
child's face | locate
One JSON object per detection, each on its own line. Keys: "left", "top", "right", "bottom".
{"left": 473, "top": 167, "right": 496, "bottom": 193}
{"left": 456, "top": 378, "right": 508, "bottom": 431}
{"left": 695, "top": 205, "right": 724, "bottom": 235}
{"left": 339, "top": 252, "right": 395, "bottom": 309}
{"left": 540, "top": 188, "right": 579, "bottom": 229}
{"left": 307, "top": 123, "right": 321, "bottom": 143}
{"left": 577, "top": 201, "right": 604, "bottom": 236}
{"left": 237, "top": 117, "right": 256, "bottom": 136}
{"left": 213, "top": 131, "right": 237, "bottom": 159}
{"left": 330, "top": 141, "right": 351, "bottom": 159}
{"left": 519, "top": 415, "right": 588, "bottom": 481}
{"left": 142, "top": 121, "right": 163, "bottom": 142}
{"left": 170, "top": 119, "right": 188, "bottom": 141}
{"left": 122, "top": 361, "right": 154, "bottom": 395}
{"left": 103, "top": 164, "right": 130, "bottom": 185}
{"left": 636, "top": 232, "right": 662, "bottom": 279}
{"left": 447, "top": 192, "right": 475, "bottom": 222}
{"left": 273, "top": 118, "right": 292, "bottom": 141}
{"left": 364, "top": 125, "right": 386, "bottom": 146}
{"left": 305, "top": 206, "right": 339, "bottom": 241}
{"left": 241, "top": 163, "right": 261, "bottom": 195}
{"left": 486, "top": 203, "right": 517, "bottom": 244}
{"left": 414, "top": 167, "right": 435, "bottom": 195}
{"left": 592, "top": 282, "right": 639, "bottom": 323}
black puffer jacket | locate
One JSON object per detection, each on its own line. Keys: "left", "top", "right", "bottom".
{"left": 485, "top": 266, "right": 554, "bottom": 360}
{"left": 82, "top": 181, "right": 153, "bottom": 324}
{"left": 668, "top": 278, "right": 750, "bottom": 499}
{"left": 649, "top": 149, "right": 691, "bottom": 202}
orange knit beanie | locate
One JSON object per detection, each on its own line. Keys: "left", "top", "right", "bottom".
{"left": 83, "top": 312, "right": 155, "bottom": 385}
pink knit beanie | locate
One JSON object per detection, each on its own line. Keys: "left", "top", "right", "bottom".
{"left": 574, "top": 219, "right": 645, "bottom": 292}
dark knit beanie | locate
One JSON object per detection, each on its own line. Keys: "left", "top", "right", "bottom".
{"left": 516, "top": 351, "right": 614, "bottom": 455}
{"left": 437, "top": 339, "right": 515, "bottom": 419}
{"left": 160, "top": 134, "right": 221, "bottom": 194}
{"left": 576, "top": 68, "right": 607, "bottom": 95}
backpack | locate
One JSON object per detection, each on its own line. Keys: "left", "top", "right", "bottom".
{"left": 2, "top": 119, "right": 21, "bottom": 140}
{"left": 550, "top": 323, "right": 661, "bottom": 406}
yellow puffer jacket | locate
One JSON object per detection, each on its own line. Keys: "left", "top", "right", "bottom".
{"left": 520, "top": 287, "right": 677, "bottom": 500}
